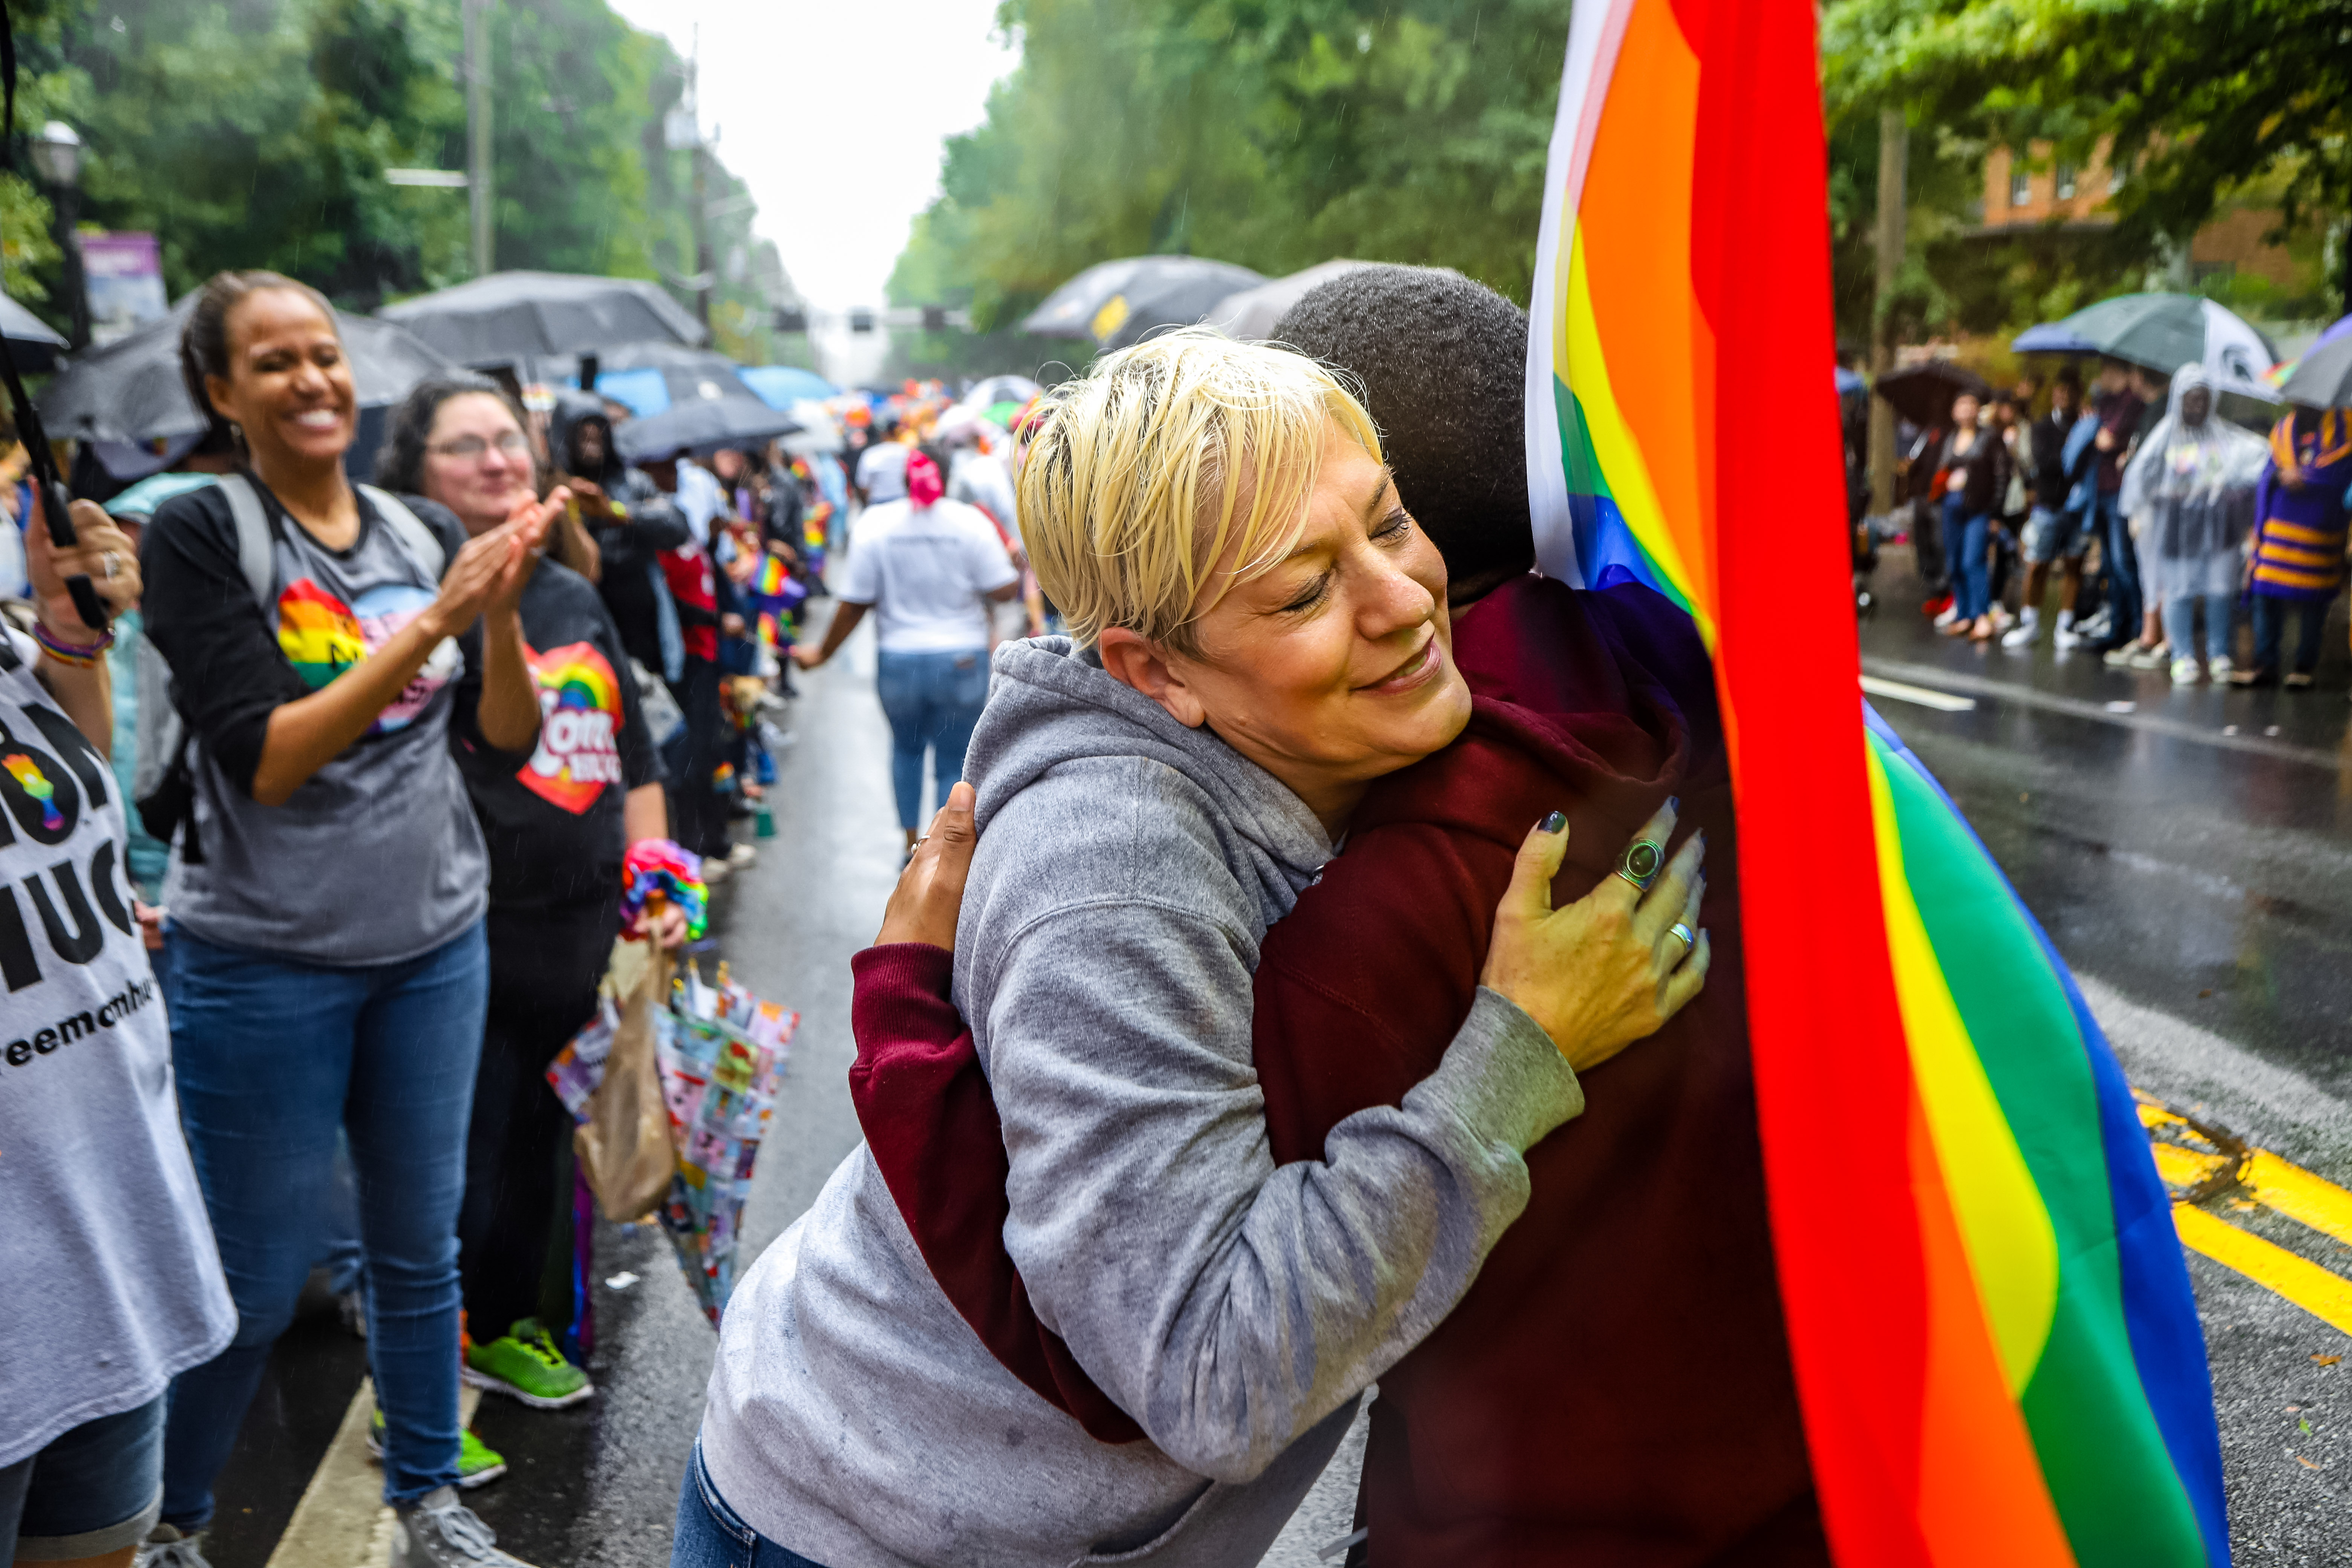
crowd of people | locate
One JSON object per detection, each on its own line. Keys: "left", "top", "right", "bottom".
{"left": 1879, "top": 354, "right": 2349, "bottom": 689}
{"left": 0, "top": 266, "right": 876, "bottom": 1568}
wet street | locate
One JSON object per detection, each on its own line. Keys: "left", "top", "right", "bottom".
{"left": 204, "top": 572, "right": 2352, "bottom": 1567}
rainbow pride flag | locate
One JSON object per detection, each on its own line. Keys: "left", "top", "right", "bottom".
{"left": 1524, "top": 3, "right": 2228, "bottom": 1563}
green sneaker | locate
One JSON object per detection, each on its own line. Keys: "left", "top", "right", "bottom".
{"left": 366, "top": 1410, "right": 508, "bottom": 1490}
{"left": 462, "top": 1317, "right": 594, "bottom": 1409}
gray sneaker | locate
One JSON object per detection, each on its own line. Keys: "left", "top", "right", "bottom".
{"left": 135, "top": 1526, "right": 212, "bottom": 1568}
{"left": 389, "top": 1488, "right": 535, "bottom": 1567}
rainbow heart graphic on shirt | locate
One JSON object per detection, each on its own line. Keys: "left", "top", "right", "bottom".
{"left": 277, "top": 579, "right": 367, "bottom": 688}
{"left": 519, "top": 641, "right": 624, "bottom": 813}
{"left": 276, "top": 579, "right": 459, "bottom": 735}
{"left": 2, "top": 753, "right": 63, "bottom": 832}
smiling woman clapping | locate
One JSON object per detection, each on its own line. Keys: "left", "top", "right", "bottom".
{"left": 135, "top": 271, "right": 551, "bottom": 1568}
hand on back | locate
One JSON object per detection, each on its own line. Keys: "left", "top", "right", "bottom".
{"left": 876, "top": 783, "right": 977, "bottom": 951}
{"left": 1479, "top": 799, "right": 1710, "bottom": 1074}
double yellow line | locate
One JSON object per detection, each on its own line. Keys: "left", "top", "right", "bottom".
{"left": 2141, "top": 1100, "right": 2352, "bottom": 1337}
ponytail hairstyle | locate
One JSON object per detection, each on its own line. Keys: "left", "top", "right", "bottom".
{"left": 178, "top": 269, "right": 341, "bottom": 459}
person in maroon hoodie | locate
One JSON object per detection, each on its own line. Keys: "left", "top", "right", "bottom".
{"left": 850, "top": 267, "right": 1822, "bottom": 1565}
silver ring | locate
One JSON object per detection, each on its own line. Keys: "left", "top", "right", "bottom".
{"left": 100, "top": 551, "right": 118, "bottom": 580}
{"left": 1667, "top": 922, "right": 1696, "bottom": 956}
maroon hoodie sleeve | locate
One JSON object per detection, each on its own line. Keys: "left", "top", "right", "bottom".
{"left": 845, "top": 943, "right": 1144, "bottom": 1443}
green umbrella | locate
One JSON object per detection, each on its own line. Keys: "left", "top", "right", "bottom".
{"left": 2034, "top": 292, "right": 2277, "bottom": 400}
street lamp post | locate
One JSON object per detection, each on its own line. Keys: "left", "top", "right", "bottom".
{"left": 30, "top": 121, "right": 88, "bottom": 350}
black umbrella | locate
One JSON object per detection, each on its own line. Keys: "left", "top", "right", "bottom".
{"left": 379, "top": 270, "right": 706, "bottom": 364}
{"left": 0, "top": 292, "right": 67, "bottom": 374}
{"left": 1021, "top": 256, "right": 1267, "bottom": 350}
{"left": 36, "top": 293, "right": 454, "bottom": 445}
{"left": 614, "top": 395, "right": 800, "bottom": 463}
{"left": 1871, "top": 361, "right": 1993, "bottom": 428}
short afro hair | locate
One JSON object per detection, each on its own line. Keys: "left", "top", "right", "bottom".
{"left": 1270, "top": 264, "right": 1532, "bottom": 602}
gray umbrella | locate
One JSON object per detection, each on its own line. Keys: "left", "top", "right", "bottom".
{"left": 1207, "top": 260, "right": 1374, "bottom": 342}
{"left": 0, "top": 292, "right": 68, "bottom": 374}
{"left": 1021, "top": 256, "right": 1267, "bottom": 350}
{"left": 2273, "top": 317, "right": 2352, "bottom": 408}
{"left": 36, "top": 293, "right": 454, "bottom": 445}
{"left": 380, "top": 270, "right": 706, "bottom": 364}
{"left": 614, "top": 394, "right": 801, "bottom": 462}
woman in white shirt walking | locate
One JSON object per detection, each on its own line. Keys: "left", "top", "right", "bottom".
{"left": 794, "top": 446, "right": 1018, "bottom": 851}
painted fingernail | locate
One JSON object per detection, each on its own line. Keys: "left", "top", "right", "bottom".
{"left": 1666, "top": 796, "right": 1680, "bottom": 813}
{"left": 1539, "top": 810, "right": 1567, "bottom": 835}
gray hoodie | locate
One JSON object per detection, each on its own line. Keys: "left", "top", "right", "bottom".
{"left": 701, "top": 638, "right": 1583, "bottom": 1568}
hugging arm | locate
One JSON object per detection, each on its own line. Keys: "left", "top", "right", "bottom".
{"left": 980, "top": 874, "right": 1577, "bottom": 1483}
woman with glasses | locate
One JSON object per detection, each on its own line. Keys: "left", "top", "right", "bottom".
{"left": 138, "top": 273, "right": 550, "bottom": 1568}
{"left": 377, "top": 375, "right": 684, "bottom": 1429}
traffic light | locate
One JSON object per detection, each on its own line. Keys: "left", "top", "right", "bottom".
{"left": 772, "top": 307, "right": 808, "bottom": 334}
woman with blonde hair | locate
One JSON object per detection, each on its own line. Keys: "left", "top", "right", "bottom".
{"left": 683, "top": 332, "right": 1709, "bottom": 1568}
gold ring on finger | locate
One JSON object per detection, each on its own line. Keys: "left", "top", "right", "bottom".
{"left": 1613, "top": 838, "right": 1665, "bottom": 893}
{"left": 1667, "top": 921, "right": 1696, "bottom": 957}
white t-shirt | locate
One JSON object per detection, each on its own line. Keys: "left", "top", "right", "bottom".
{"left": 675, "top": 460, "right": 729, "bottom": 547}
{"left": 0, "top": 626, "right": 233, "bottom": 1467}
{"left": 947, "top": 449, "right": 1019, "bottom": 536}
{"left": 839, "top": 499, "right": 1019, "bottom": 653}
{"left": 855, "top": 442, "right": 911, "bottom": 505}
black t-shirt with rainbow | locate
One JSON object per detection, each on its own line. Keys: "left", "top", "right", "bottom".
{"left": 451, "top": 558, "right": 663, "bottom": 913}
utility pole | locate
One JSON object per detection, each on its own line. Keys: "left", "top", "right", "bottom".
{"left": 692, "top": 144, "right": 713, "bottom": 332}
{"left": 463, "top": 0, "right": 495, "bottom": 277}
{"left": 1867, "top": 106, "right": 1907, "bottom": 515}
{"left": 687, "top": 39, "right": 712, "bottom": 332}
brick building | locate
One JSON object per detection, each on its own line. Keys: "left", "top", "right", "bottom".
{"left": 1978, "top": 141, "right": 2302, "bottom": 291}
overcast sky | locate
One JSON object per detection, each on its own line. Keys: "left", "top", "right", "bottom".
{"left": 608, "top": 0, "right": 1017, "bottom": 313}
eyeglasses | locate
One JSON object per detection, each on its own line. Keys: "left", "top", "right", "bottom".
{"left": 429, "top": 431, "right": 532, "bottom": 461}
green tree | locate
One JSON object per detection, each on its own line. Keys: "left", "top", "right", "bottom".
{"left": 1823, "top": 0, "right": 2352, "bottom": 314}
{"left": 4, "top": 0, "right": 789, "bottom": 343}
{"left": 890, "top": 0, "right": 1571, "bottom": 332}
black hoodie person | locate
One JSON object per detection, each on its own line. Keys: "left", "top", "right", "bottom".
{"left": 551, "top": 398, "right": 692, "bottom": 680}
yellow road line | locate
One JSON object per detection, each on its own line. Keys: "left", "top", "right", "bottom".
{"left": 2173, "top": 1205, "right": 2352, "bottom": 1337}
{"left": 2244, "top": 1150, "right": 2352, "bottom": 1251}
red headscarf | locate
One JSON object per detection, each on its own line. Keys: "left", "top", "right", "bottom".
{"left": 905, "top": 449, "right": 945, "bottom": 507}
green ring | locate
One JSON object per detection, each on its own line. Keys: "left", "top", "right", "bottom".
{"left": 1617, "top": 838, "right": 1665, "bottom": 889}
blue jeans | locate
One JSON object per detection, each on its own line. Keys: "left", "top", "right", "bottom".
{"left": 2097, "top": 491, "right": 2141, "bottom": 640}
{"left": 161, "top": 921, "right": 490, "bottom": 1528}
{"left": 0, "top": 1395, "right": 165, "bottom": 1563}
{"left": 2251, "top": 596, "right": 2329, "bottom": 675}
{"left": 671, "top": 1441, "right": 830, "bottom": 1568}
{"left": 874, "top": 648, "right": 989, "bottom": 831}
{"left": 1942, "top": 497, "right": 1993, "bottom": 621}
{"left": 2161, "top": 593, "right": 2235, "bottom": 663}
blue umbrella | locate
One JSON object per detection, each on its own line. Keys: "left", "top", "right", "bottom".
{"left": 2011, "top": 321, "right": 2099, "bottom": 355}
{"left": 740, "top": 365, "right": 837, "bottom": 409}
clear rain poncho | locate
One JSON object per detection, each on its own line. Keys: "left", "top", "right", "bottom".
{"left": 2119, "top": 362, "right": 2269, "bottom": 600}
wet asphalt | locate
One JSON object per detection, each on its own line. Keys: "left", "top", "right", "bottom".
{"left": 202, "top": 565, "right": 2352, "bottom": 1566}
{"left": 1859, "top": 554, "right": 2352, "bottom": 1564}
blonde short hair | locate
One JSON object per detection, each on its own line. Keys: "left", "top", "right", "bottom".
{"left": 1017, "top": 328, "right": 1381, "bottom": 652}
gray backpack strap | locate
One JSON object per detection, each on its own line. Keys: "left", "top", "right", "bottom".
{"left": 217, "top": 472, "right": 276, "bottom": 609}
{"left": 131, "top": 635, "right": 181, "bottom": 802}
{"left": 356, "top": 484, "right": 449, "bottom": 581}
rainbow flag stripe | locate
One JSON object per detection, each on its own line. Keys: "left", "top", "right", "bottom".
{"left": 1524, "top": 3, "right": 2228, "bottom": 1563}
